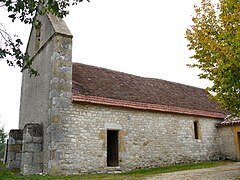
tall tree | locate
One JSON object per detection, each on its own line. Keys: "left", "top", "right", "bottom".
{"left": 0, "top": 0, "right": 89, "bottom": 76}
{"left": 186, "top": 0, "right": 240, "bottom": 116}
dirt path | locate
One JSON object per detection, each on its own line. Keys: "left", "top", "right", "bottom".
{"left": 146, "top": 162, "right": 240, "bottom": 180}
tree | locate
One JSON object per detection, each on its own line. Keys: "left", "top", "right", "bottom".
{"left": 0, "top": 126, "right": 7, "bottom": 161}
{"left": 0, "top": 0, "right": 89, "bottom": 76}
{"left": 186, "top": 0, "right": 240, "bottom": 116}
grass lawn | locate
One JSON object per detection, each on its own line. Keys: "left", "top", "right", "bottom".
{"left": 0, "top": 160, "right": 233, "bottom": 179}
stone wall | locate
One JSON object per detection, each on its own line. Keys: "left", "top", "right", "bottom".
{"left": 49, "top": 103, "right": 222, "bottom": 174}
{"left": 6, "top": 130, "right": 23, "bottom": 169}
{"left": 218, "top": 126, "right": 240, "bottom": 160}
{"left": 21, "top": 123, "right": 43, "bottom": 175}
{"left": 6, "top": 124, "right": 44, "bottom": 175}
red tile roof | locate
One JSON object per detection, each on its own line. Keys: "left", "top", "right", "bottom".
{"left": 72, "top": 63, "right": 227, "bottom": 119}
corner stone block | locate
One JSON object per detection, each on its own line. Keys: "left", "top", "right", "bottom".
{"left": 21, "top": 164, "right": 43, "bottom": 176}
{"left": 21, "top": 152, "right": 33, "bottom": 164}
{"left": 33, "top": 151, "right": 44, "bottom": 164}
{"left": 51, "top": 115, "right": 60, "bottom": 123}
{"left": 33, "top": 136, "right": 43, "bottom": 143}
{"left": 24, "top": 143, "right": 42, "bottom": 152}
{"left": 51, "top": 129, "right": 65, "bottom": 142}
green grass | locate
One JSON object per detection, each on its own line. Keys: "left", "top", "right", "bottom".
{"left": 0, "top": 160, "right": 233, "bottom": 180}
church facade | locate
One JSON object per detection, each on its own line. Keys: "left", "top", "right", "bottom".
{"left": 5, "top": 14, "right": 240, "bottom": 175}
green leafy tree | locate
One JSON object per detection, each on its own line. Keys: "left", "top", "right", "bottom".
{"left": 0, "top": 0, "right": 89, "bottom": 76}
{"left": 0, "top": 126, "right": 7, "bottom": 160}
{"left": 186, "top": 0, "right": 240, "bottom": 116}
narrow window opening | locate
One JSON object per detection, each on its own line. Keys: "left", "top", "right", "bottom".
{"left": 237, "top": 132, "right": 240, "bottom": 155}
{"left": 107, "top": 130, "right": 119, "bottom": 167}
{"left": 194, "top": 121, "right": 199, "bottom": 139}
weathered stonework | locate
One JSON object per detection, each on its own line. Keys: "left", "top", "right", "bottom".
{"left": 46, "top": 34, "right": 72, "bottom": 175}
{"left": 21, "top": 123, "right": 43, "bottom": 175}
{"left": 51, "top": 103, "right": 222, "bottom": 174}
{"left": 6, "top": 130, "right": 23, "bottom": 169}
{"left": 17, "top": 14, "right": 72, "bottom": 175}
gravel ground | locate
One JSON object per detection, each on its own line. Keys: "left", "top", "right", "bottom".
{"left": 146, "top": 162, "right": 240, "bottom": 180}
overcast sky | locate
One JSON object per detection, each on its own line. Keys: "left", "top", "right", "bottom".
{"left": 0, "top": 0, "right": 213, "bottom": 133}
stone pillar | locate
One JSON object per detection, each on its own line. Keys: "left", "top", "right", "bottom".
{"left": 6, "top": 129, "right": 23, "bottom": 169}
{"left": 21, "top": 123, "right": 43, "bottom": 175}
{"left": 47, "top": 34, "right": 72, "bottom": 175}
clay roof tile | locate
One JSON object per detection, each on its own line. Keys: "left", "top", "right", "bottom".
{"left": 72, "top": 63, "right": 227, "bottom": 118}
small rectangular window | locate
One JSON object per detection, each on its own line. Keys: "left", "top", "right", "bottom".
{"left": 194, "top": 121, "right": 199, "bottom": 139}
{"left": 237, "top": 132, "right": 240, "bottom": 156}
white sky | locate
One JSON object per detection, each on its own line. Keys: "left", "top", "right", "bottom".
{"left": 0, "top": 0, "right": 213, "bottom": 133}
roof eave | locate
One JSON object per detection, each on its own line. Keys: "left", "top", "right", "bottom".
{"left": 72, "top": 93, "right": 225, "bottom": 119}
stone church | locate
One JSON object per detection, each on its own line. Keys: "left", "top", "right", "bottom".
{"left": 5, "top": 14, "right": 240, "bottom": 175}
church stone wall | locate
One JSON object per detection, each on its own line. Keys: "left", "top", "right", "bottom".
{"left": 19, "top": 37, "right": 53, "bottom": 129}
{"left": 19, "top": 15, "right": 72, "bottom": 130}
{"left": 49, "top": 102, "right": 222, "bottom": 174}
{"left": 18, "top": 14, "right": 72, "bottom": 175}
